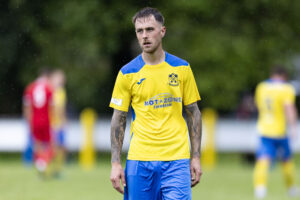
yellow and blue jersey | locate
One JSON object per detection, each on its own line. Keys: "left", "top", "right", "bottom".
{"left": 52, "top": 87, "right": 66, "bottom": 129}
{"left": 255, "top": 79, "right": 295, "bottom": 138}
{"left": 110, "top": 52, "right": 201, "bottom": 161}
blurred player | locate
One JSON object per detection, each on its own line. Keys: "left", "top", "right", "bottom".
{"left": 50, "top": 69, "right": 67, "bottom": 177}
{"left": 109, "top": 7, "right": 202, "bottom": 199}
{"left": 22, "top": 130, "right": 34, "bottom": 165}
{"left": 23, "top": 68, "right": 54, "bottom": 176}
{"left": 254, "top": 66, "right": 300, "bottom": 198}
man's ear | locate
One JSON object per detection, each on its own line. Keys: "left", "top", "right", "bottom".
{"left": 161, "top": 26, "right": 166, "bottom": 38}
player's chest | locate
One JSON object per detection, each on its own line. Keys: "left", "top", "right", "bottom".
{"left": 131, "top": 70, "right": 183, "bottom": 100}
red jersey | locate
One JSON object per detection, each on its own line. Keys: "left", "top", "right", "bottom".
{"left": 23, "top": 78, "right": 53, "bottom": 137}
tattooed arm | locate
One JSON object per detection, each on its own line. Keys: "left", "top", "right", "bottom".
{"left": 110, "top": 109, "right": 127, "bottom": 194}
{"left": 111, "top": 109, "right": 127, "bottom": 163}
{"left": 185, "top": 102, "right": 202, "bottom": 187}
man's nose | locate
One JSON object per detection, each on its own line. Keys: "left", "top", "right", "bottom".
{"left": 142, "top": 31, "right": 148, "bottom": 38}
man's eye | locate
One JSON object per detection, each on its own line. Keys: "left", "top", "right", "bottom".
{"left": 146, "top": 28, "right": 154, "bottom": 32}
{"left": 136, "top": 29, "right": 143, "bottom": 33}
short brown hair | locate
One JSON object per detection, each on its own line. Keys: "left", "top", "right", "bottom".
{"left": 132, "top": 7, "right": 164, "bottom": 25}
{"left": 39, "top": 67, "right": 51, "bottom": 77}
{"left": 271, "top": 65, "right": 288, "bottom": 77}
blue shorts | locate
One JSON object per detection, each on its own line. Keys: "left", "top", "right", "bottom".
{"left": 256, "top": 136, "right": 292, "bottom": 161}
{"left": 124, "top": 159, "right": 191, "bottom": 200}
{"left": 55, "top": 128, "right": 66, "bottom": 147}
{"left": 22, "top": 132, "right": 34, "bottom": 163}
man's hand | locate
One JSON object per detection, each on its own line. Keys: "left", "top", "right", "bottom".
{"left": 110, "top": 162, "right": 126, "bottom": 194}
{"left": 190, "top": 157, "right": 202, "bottom": 187}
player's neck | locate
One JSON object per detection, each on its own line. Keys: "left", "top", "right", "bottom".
{"left": 270, "top": 75, "right": 286, "bottom": 82}
{"left": 142, "top": 47, "right": 165, "bottom": 65}
{"left": 37, "top": 76, "right": 48, "bottom": 82}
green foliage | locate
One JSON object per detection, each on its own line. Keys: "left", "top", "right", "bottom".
{"left": 163, "top": 0, "right": 300, "bottom": 111}
{"left": 1, "top": 0, "right": 300, "bottom": 114}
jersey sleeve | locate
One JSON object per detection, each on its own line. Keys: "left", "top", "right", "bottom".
{"left": 109, "top": 71, "right": 132, "bottom": 112}
{"left": 23, "top": 86, "right": 31, "bottom": 106}
{"left": 55, "top": 88, "right": 67, "bottom": 108}
{"left": 283, "top": 85, "right": 296, "bottom": 104}
{"left": 182, "top": 65, "right": 201, "bottom": 105}
{"left": 254, "top": 83, "right": 262, "bottom": 106}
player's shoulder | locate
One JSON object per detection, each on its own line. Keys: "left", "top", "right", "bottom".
{"left": 58, "top": 87, "right": 67, "bottom": 98}
{"left": 55, "top": 87, "right": 66, "bottom": 101}
{"left": 260, "top": 80, "right": 294, "bottom": 92}
{"left": 257, "top": 80, "right": 267, "bottom": 88}
{"left": 120, "top": 54, "right": 145, "bottom": 75}
{"left": 255, "top": 80, "right": 270, "bottom": 94}
{"left": 258, "top": 79, "right": 282, "bottom": 88}
{"left": 269, "top": 80, "right": 294, "bottom": 90}
{"left": 281, "top": 82, "right": 295, "bottom": 93}
{"left": 23, "top": 82, "right": 34, "bottom": 96}
{"left": 39, "top": 80, "right": 54, "bottom": 94}
{"left": 165, "top": 52, "right": 189, "bottom": 67}
{"left": 25, "top": 82, "right": 34, "bottom": 91}
{"left": 58, "top": 87, "right": 66, "bottom": 95}
{"left": 282, "top": 81, "right": 294, "bottom": 88}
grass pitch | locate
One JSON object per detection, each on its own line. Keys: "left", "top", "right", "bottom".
{"left": 0, "top": 153, "right": 299, "bottom": 200}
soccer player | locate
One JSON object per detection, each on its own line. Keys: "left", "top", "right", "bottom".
{"left": 50, "top": 69, "right": 67, "bottom": 177}
{"left": 22, "top": 130, "right": 34, "bottom": 165}
{"left": 109, "top": 7, "right": 202, "bottom": 199}
{"left": 23, "top": 68, "right": 54, "bottom": 176}
{"left": 253, "top": 66, "right": 300, "bottom": 198}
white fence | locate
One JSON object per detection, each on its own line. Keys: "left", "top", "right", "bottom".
{"left": 0, "top": 118, "right": 300, "bottom": 153}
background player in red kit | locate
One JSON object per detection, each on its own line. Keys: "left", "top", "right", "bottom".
{"left": 23, "top": 68, "right": 54, "bottom": 176}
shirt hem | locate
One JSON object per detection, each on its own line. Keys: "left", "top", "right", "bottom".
{"left": 127, "top": 155, "right": 190, "bottom": 161}
{"left": 259, "top": 133, "right": 287, "bottom": 139}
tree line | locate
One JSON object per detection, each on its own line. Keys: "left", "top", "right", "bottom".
{"left": 1, "top": 0, "right": 300, "bottom": 115}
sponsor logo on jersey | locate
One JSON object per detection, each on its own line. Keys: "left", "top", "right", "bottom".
{"left": 144, "top": 93, "right": 181, "bottom": 109}
{"left": 111, "top": 97, "right": 123, "bottom": 106}
{"left": 168, "top": 73, "right": 179, "bottom": 86}
{"left": 137, "top": 78, "right": 146, "bottom": 85}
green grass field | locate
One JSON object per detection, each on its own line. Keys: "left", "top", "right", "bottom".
{"left": 0, "top": 154, "right": 299, "bottom": 200}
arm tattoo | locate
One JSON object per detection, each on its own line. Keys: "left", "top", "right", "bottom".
{"left": 185, "top": 102, "right": 202, "bottom": 158}
{"left": 111, "top": 109, "right": 127, "bottom": 163}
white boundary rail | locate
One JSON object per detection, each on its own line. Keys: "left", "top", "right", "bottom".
{"left": 0, "top": 118, "right": 299, "bottom": 153}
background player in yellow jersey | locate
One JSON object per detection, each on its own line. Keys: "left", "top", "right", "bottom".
{"left": 254, "top": 66, "right": 299, "bottom": 198}
{"left": 109, "top": 7, "right": 202, "bottom": 199}
{"left": 50, "top": 69, "right": 67, "bottom": 177}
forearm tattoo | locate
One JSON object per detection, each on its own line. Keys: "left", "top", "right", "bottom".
{"left": 111, "top": 109, "right": 127, "bottom": 163}
{"left": 185, "top": 102, "right": 202, "bottom": 158}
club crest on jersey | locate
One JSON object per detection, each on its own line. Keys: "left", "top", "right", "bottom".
{"left": 168, "top": 73, "right": 179, "bottom": 86}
